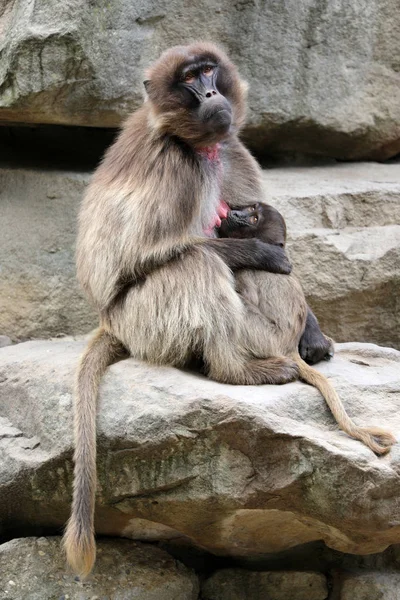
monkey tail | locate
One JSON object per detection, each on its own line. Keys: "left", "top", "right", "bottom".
{"left": 293, "top": 354, "right": 396, "bottom": 455}
{"left": 63, "top": 328, "right": 126, "bottom": 578}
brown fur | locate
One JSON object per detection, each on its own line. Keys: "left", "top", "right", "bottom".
{"left": 64, "top": 42, "right": 296, "bottom": 577}
{"left": 223, "top": 203, "right": 396, "bottom": 456}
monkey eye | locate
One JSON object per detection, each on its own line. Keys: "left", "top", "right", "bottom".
{"left": 249, "top": 215, "right": 258, "bottom": 224}
{"left": 203, "top": 65, "right": 214, "bottom": 76}
{"left": 183, "top": 71, "right": 196, "bottom": 84}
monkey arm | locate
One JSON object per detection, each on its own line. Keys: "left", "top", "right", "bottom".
{"left": 202, "top": 238, "right": 292, "bottom": 274}
{"left": 299, "top": 307, "right": 335, "bottom": 364}
{"left": 106, "top": 237, "right": 291, "bottom": 313}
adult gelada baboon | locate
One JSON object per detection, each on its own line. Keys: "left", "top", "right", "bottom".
{"left": 64, "top": 42, "right": 332, "bottom": 576}
{"left": 218, "top": 202, "right": 396, "bottom": 455}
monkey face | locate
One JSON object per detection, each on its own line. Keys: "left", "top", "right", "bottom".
{"left": 218, "top": 204, "right": 262, "bottom": 238}
{"left": 178, "top": 61, "right": 232, "bottom": 135}
{"left": 218, "top": 203, "right": 287, "bottom": 247}
{"left": 143, "top": 43, "right": 247, "bottom": 146}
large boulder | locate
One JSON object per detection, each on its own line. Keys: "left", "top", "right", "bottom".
{"left": 0, "top": 338, "right": 399, "bottom": 557}
{"left": 0, "top": 537, "right": 199, "bottom": 599}
{"left": 0, "top": 1, "right": 399, "bottom": 160}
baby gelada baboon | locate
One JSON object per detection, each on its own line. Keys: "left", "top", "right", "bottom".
{"left": 218, "top": 202, "right": 396, "bottom": 456}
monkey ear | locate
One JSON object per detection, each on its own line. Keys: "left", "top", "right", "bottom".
{"left": 143, "top": 79, "right": 154, "bottom": 100}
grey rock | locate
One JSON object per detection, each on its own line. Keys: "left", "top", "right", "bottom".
{"left": 0, "top": 338, "right": 399, "bottom": 558}
{"left": 202, "top": 569, "right": 328, "bottom": 600}
{"left": 0, "top": 336, "right": 12, "bottom": 348}
{"left": 265, "top": 163, "right": 400, "bottom": 232}
{"left": 289, "top": 226, "right": 400, "bottom": 349}
{"left": 338, "top": 571, "right": 400, "bottom": 600}
{"left": 0, "top": 167, "right": 96, "bottom": 341}
{"left": 0, "top": 1, "right": 399, "bottom": 159}
{"left": 0, "top": 537, "right": 199, "bottom": 600}
{"left": 264, "top": 162, "right": 400, "bottom": 349}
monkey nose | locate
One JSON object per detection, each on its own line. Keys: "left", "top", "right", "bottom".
{"left": 205, "top": 90, "right": 218, "bottom": 98}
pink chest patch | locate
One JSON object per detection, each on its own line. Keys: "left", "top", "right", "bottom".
{"left": 197, "top": 144, "right": 230, "bottom": 236}
{"left": 197, "top": 144, "right": 221, "bottom": 162}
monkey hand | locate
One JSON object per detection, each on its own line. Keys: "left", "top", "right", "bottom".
{"left": 257, "top": 241, "right": 292, "bottom": 274}
{"left": 203, "top": 239, "right": 292, "bottom": 273}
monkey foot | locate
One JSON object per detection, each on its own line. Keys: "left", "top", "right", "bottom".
{"left": 300, "top": 334, "right": 334, "bottom": 365}
{"left": 245, "top": 357, "right": 299, "bottom": 385}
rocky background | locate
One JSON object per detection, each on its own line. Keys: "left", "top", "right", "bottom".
{"left": 1, "top": 0, "right": 400, "bottom": 160}
{"left": 0, "top": 0, "right": 400, "bottom": 598}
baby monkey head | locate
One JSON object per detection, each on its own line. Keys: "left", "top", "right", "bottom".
{"left": 218, "top": 202, "right": 287, "bottom": 247}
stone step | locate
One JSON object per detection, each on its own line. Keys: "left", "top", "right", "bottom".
{"left": 264, "top": 162, "right": 400, "bottom": 231}
{"left": 0, "top": 538, "right": 199, "bottom": 599}
{"left": 260, "top": 163, "right": 400, "bottom": 348}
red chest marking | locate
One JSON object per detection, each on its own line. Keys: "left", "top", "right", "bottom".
{"left": 197, "top": 143, "right": 221, "bottom": 162}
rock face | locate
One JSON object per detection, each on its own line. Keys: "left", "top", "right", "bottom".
{"left": 0, "top": 167, "right": 95, "bottom": 341}
{"left": 266, "top": 162, "right": 400, "bottom": 349}
{"left": 1, "top": 162, "right": 399, "bottom": 348}
{"left": 1, "top": 338, "right": 399, "bottom": 558}
{"left": 0, "top": 1, "right": 399, "bottom": 160}
{"left": 202, "top": 569, "right": 328, "bottom": 600}
{"left": 0, "top": 537, "right": 199, "bottom": 600}
{"left": 337, "top": 571, "right": 400, "bottom": 600}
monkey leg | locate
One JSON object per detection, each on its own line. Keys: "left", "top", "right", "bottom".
{"left": 206, "top": 351, "right": 300, "bottom": 385}
{"left": 200, "top": 303, "right": 300, "bottom": 386}
{"left": 201, "top": 283, "right": 299, "bottom": 385}
{"left": 109, "top": 248, "right": 298, "bottom": 386}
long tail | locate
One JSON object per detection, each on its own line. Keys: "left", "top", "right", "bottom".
{"left": 293, "top": 354, "right": 396, "bottom": 455}
{"left": 63, "top": 328, "right": 126, "bottom": 578}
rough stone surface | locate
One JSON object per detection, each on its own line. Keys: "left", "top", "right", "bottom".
{"left": 0, "top": 166, "right": 95, "bottom": 341}
{"left": 265, "top": 162, "right": 400, "bottom": 349}
{"left": 0, "top": 1, "right": 399, "bottom": 160}
{"left": 202, "top": 569, "right": 328, "bottom": 600}
{"left": 338, "top": 571, "right": 400, "bottom": 600}
{"left": 0, "top": 335, "right": 12, "bottom": 348}
{"left": 0, "top": 537, "right": 199, "bottom": 600}
{"left": 0, "top": 338, "right": 399, "bottom": 558}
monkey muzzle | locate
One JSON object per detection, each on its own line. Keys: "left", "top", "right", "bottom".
{"left": 200, "top": 95, "right": 232, "bottom": 133}
{"left": 186, "top": 70, "right": 232, "bottom": 133}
